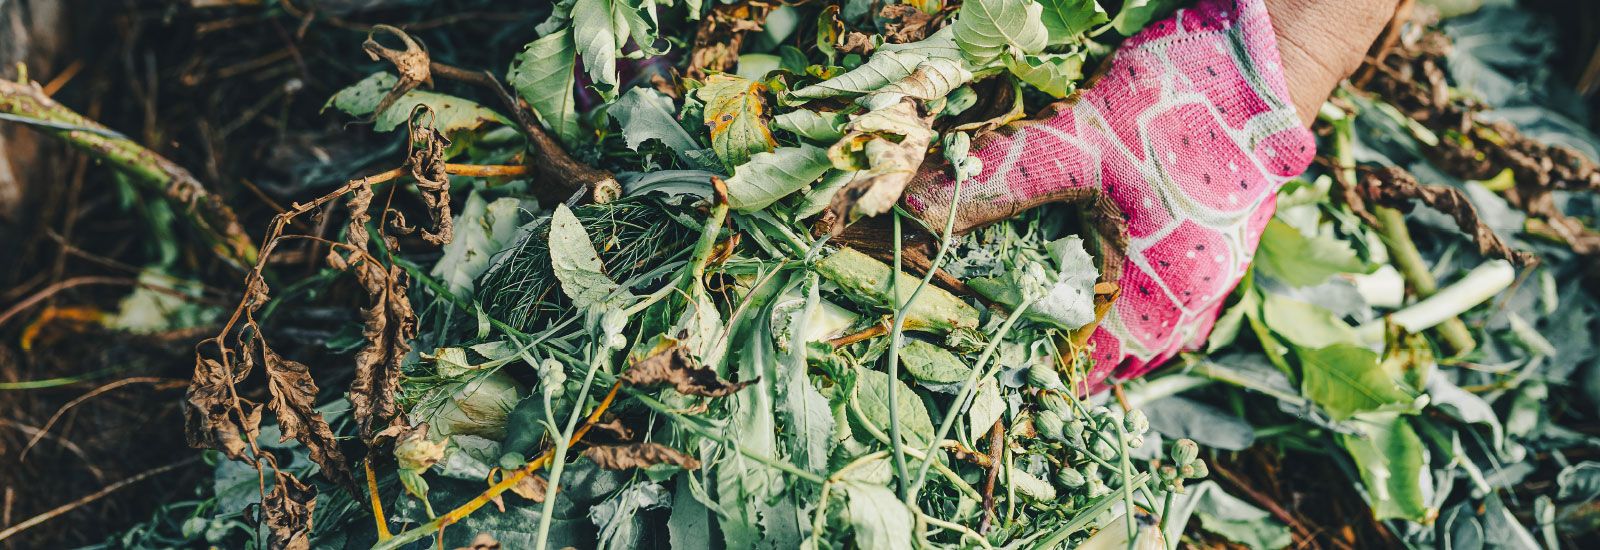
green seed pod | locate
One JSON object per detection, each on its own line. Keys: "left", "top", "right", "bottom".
{"left": 1035, "top": 410, "right": 1066, "bottom": 441}
{"left": 1065, "top": 419, "right": 1086, "bottom": 440}
{"left": 1057, "top": 467, "right": 1087, "bottom": 488}
{"left": 1126, "top": 434, "right": 1145, "bottom": 449}
{"left": 1172, "top": 439, "right": 1199, "bottom": 466}
{"left": 1039, "top": 391, "right": 1073, "bottom": 419}
{"left": 1187, "top": 459, "right": 1209, "bottom": 479}
{"left": 1124, "top": 409, "right": 1149, "bottom": 434}
{"left": 1027, "top": 362, "right": 1065, "bottom": 391}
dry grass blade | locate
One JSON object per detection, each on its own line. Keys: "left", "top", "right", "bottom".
{"left": 582, "top": 442, "right": 702, "bottom": 471}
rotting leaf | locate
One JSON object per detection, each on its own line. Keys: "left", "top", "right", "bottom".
{"left": 361, "top": 25, "right": 433, "bottom": 123}
{"left": 620, "top": 345, "right": 756, "bottom": 397}
{"left": 825, "top": 99, "right": 936, "bottom": 233}
{"left": 326, "top": 183, "right": 416, "bottom": 443}
{"left": 261, "top": 344, "right": 357, "bottom": 493}
{"left": 259, "top": 470, "right": 317, "bottom": 550}
{"left": 509, "top": 474, "right": 549, "bottom": 503}
{"left": 583, "top": 442, "right": 703, "bottom": 470}
{"left": 882, "top": 3, "right": 937, "bottom": 44}
{"left": 686, "top": 2, "right": 771, "bottom": 80}
{"left": 184, "top": 355, "right": 262, "bottom": 461}
{"left": 699, "top": 74, "right": 777, "bottom": 170}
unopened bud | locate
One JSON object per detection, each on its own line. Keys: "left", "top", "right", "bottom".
{"left": 1057, "top": 468, "right": 1087, "bottom": 488}
{"left": 1172, "top": 439, "right": 1199, "bottom": 466}
{"left": 1124, "top": 409, "right": 1149, "bottom": 434}
{"left": 1187, "top": 459, "right": 1209, "bottom": 479}
{"left": 1036, "top": 410, "right": 1065, "bottom": 441}
{"left": 1027, "top": 363, "right": 1065, "bottom": 391}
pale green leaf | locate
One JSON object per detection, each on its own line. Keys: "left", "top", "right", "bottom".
{"left": 1003, "top": 50, "right": 1085, "bottom": 99}
{"left": 1110, "top": 0, "right": 1182, "bottom": 36}
{"left": 899, "top": 340, "right": 972, "bottom": 384}
{"left": 952, "top": 0, "right": 1048, "bottom": 65}
{"left": 724, "top": 144, "right": 833, "bottom": 211}
{"left": 1261, "top": 293, "right": 1361, "bottom": 349}
{"left": 816, "top": 247, "right": 981, "bottom": 333}
{"left": 430, "top": 192, "right": 523, "bottom": 298}
{"left": 855, "top": 367, "right": 936, "bottom": 448}
{"left": 698, "top": 74, "right": 777, "bottom": 169}
{"left": 1299, "top": 344, "right": 1415, "bottom": 420}
{"left": 1337, "top": 412, "right": 1434, "bottom": 521}
{"left": 774, "top": 110, "right": 848, "bottom": 143}
{"left": 968, "top": 380, "right": 1005, "bottom": 442}
{"left": 1038, "top": 0, "right": 1109, "bottom": 44}
{"left": 790, "top": 50, "right": 926, "bottom": 101}
{"left": 1255, "top": 217, "right": 1371, "bottom": 287}
{"left": 507, "top": 29, "right": 581, "bottom": 148}
{"left": 548, "top": 203, "right": 620, "bottom": 310}
{"left": 609, "top": 87, "right": 714, "bottom": 168}
{"left": 572, "top": 0, "right": 624, "bottom": 93}
{"left": 325, "top": 72, "right": 510, "bottom": 139}
{"left": 841, "top": 481, "right": 915, "bottom": 550}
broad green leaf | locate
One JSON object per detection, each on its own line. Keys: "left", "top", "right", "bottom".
{"left": 430, "top": 192, "right": 522, "bottom": 298}
{"left": 789, "top": 29, "right": 967, "bottom": 101}
{"left": 815, "top": 247, "right": 980, "bottom": 332}
{"left": 572, "top": 0, "right": 624, "bottom": 94}
{"left": 325, "top": 72, "right": 511, "bottom": 140}
{"left": 855, "top": 367, "right": 936, "bottom": 448}
{"left": 899, "top": 339, "right": 972, "bottom": 384}
{"left": 1261, "top": 293, "right": 1360, "bottom": 349}
{"left": 1166, "top": 481, "right": 1292, "bottom": 549}
{"left": 717, "top": 312, "right": 799, "bottom": 548}
{"left": 1110, "top": 0, "right": 1182, "bottom": 36}
{"left": 548, "top": 203, "right": 620, "bottom": 310}
{"left": 609, "top": 88, "right": 713, "bottom": 168}
{"left": 1207, "top": 280, "right": 1259, "bottom": 353}
{"left": 1337, "top": 412, "right": 1434, "bottom": 522}
{"left": 1003, "top": 50, "right": 1085, "bottom": 98}
{"left": 862, "top": 58, "right": 975, "bottom": 110}
{"left": 1038, "top": 0, "right": 1109, "bottom": 44}
{"left": 951, "top": 0, "right": 1048, "bottom": 65}
{"left": 698, "top": 74, "right": 777, "bottom": 170}
{"left": 1298, "top": 344, "right": 1414, "bottom": 420}
{"left": 724, "top": 144, "right": 832, "bottom": 211}
{"left": 793, "top": 169, "right": 855, "bottom": 219}
{"left": 773, "top": 110, "right": 848, "bottom": 143}
{"left": 968, "top": 379, "right": 1005, "bottom": 442}
{"left": 1255, "top": 218, "right": 1371, "bottom": 287}
{"left": 840, "top": 481, "right": 915, "bottom": 550}
{"left": 507, "top": 29, "right": 581, "bottom": 148}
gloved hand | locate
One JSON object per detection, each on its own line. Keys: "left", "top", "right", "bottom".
{"left": 902, "top": 0, "right": 1390, "bottom": 390}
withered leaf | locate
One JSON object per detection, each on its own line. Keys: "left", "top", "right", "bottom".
{"left": 456, "top": 533, "right": 502, "bottom": 550}
{"left": 260, "top": 470, "right": 317, "bottom": 550}
{"left": 261, "top": 344, "right": 357, "bottom": 493}
{"left": 1356, "top": 165, "right": 1534, "bottom": 266}
{"left": 825, "top": 99, "right": 936, "bottom": 234}
{"left": 362, "top": 25, "right": 433, "bottom": 125}
{"left": 619, "top": 345, "right": 756, "bottom": 397}
{"left": 184, "top": 354, "right": 261, "bottom": 461}
{"left": 700, "top": 74, "right": 777, "bottom": 170}
{"left": 510, "top": 473, "right": 549, "bottom": 503}
{"left": 686, "top": 2, "right": 772, "bottom": 80}
{"left": 881, "top": 4, "right": 937, "bottom": 44}
{"left": 329, "top": 185, "right": 416, "bottom": 443}
{"left": 582, "top": 442, "right": 702, "bottom": 471}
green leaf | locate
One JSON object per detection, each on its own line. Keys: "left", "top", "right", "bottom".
{"left": 1166, "top": 481, "right": 1292, "bottom": 549}
{"left": 430, "top": 192, "right": 523, "bottom": 298}
{"left": 548, "top": 203, "right": 621, "bottom": 310}
{"left": 1261, "top": 293, "right": 1361, "bottom": 349}
{"left": 854, "top": 367, "right": 935, "bottom": 448}
{"left": 508, "top": 29, "right": 581, "bottom": 148}
{"left": 1298, "top": 344, "right": 1415, "bottom": 421}
{"left": 861, "top": 58, "right": 975, "bottom": 110}
{"left": 1110, "top": 0, "right": 1182, "bottom": 36}
{"left": 1337, "top": 413, "right": 1434, "bottom": 522}
{"left": 815, "top": 247, "right": 981, "bottom": 333}
{"left": 325, "top": 72, "right": 510, "bottom": 140}
{"left": 840, "top": 481, "right": 915, "bottom": 550}
{"left": 609, "top": 88, "right": 714, "bottom": 168}
{"left": 788, "top": 29, "right": 968, "bottom": 102}
{"left": 724, "top": 144, "right": 833, "bottom": 211}
{"left": 1038, "top": 0, "right": 1109, "bottom": 44}
{"left": 1002, "top": 50, "right": 1085, "bottom": 99}
{"left": 952, "top": 0, "right": 1048, "bottom": 65}
{"left": 968, "top": 380, "right": 1005, "bottom": 442}
{"left": 698, "top": 74, "right": 778, "bottom": 170}
{"left": 899, "top": 340, "right": 972, "bottom": 384}
{"left": 572, "top": 0, "right": 624, "bottom": 94}
{"left": 773, "top": 110, "right": 848, "bottom": 143}
{"left": 779, "top": 284, "right": 838, "bottom": 474}
{"left": 1254, "top": 218, "right": 1371, "bottom": 287}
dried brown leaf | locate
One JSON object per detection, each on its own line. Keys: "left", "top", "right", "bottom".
{"left": 329, "top": 184, "right": 416, "bottom": 443}
{"left": 881, "top": 4, "right": 937, "bottom": 44}
{"left": 582, "top": 442, "right": 702, "bottom": 470}
{"left": 261, "top": 344, "right": 357, "bottom": 492}
{"left": 363, "top": 25, "right": 433, "bottom": 122}
{"left": 260, "top": 470, "right": 317, "bottom": 550}
{"left": 184, "top": 353, "right": 261, "bottom": 461}
{"left": 1356, "top": 166, "right": 1533, "bottom": 266}
{"left": 455, "top": 533, "right": 502, "bottom": 550}
{"left": 826, "top": 99, "right": 936, "bottom": 234}
{"left": 510, "top": 474, "right": 549, "bottom": 502}
{"left": 619, "top": 345, "right": 756, "bottom": 397}
{"left": 686, "top": 2, "right": 773, "bottom": 80}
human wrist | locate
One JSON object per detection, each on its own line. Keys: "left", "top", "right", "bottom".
{"left": 1262, "top": 0, "right": 1400, "bottom": 125}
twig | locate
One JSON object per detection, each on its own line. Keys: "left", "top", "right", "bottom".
{"left": 0, "top": 455, "right": 200, "bottom": 543}
{"left": 0, "top": 79, "right": 256, "bottom": 266}
{"left": 20, "top": 377, "right": 184, "bottom": 461}
{"left": 979, "top": 419, "right": 1005, "bottom": 533}
{"left": 0, "top": 276, "right": 134, "bottom": 328}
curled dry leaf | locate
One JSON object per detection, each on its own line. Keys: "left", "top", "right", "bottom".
{"left": 881, "top": 4, "right": 938, "bottom": 44}
{"left": 403, "top": 111, "right": 454, "bottom": 246}
{"left": 619, "top": 345, "right": 756, "bottom": 397}
{"left": 260, "top": 469, "right": 317, "bottom": 550}
{"left": 510, "top": 474, "right": 549, "bottom": 503}
{"left": 261, "top": 344, "right": 357, "bottom": 492}
{"left": 1355, "top": 165, "right": 1534, "bottom": 266}
{"left": 362, "top": 25, "right": 434, "bottom": 122}
{"left": 825, "top": 99, "right": 936, "bottom": 234}
{"left": 686, "top": 1, "right": 773, "bottom": 80}
{"left": 327, "top": 183, "right": 417, "bottom": 443}
{"left": 184, "top": 355, "right": 261, "bottom": 461}
{"left": 582, "top": 442, "right": 702, "bottom": 470}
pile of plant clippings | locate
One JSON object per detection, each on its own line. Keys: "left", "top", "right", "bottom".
{"left": 73, "top": 1, "right": 1600, "bottom": 549}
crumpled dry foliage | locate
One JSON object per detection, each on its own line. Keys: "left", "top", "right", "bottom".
{"left": 327, "top": 182, "right": 417, "bottom": 444}
{"left": 825, "top": 99, "right": 936, "bottom": 234}
{"left": 262, "top": 344, "right": 356, "bottom": 490}
{"left": 619, "top": 345, "right": 756, "bottom": 397}
{"left": 686, "top": 1, "right": 772, "bottom": 80}
{"left": 881, "top": 4, "right": 938, "bottom": 44}
{"left": 1354, "top": 165, "right": 1534, "bottom": 266}
{"left": 259, "top": 469, "right": 317, "bottom": 550}
{"left": 582, "top": 442, "right": 702, "bottom": 471}
{"left": 362, "top": 24, "right": 433, "bottom": 123}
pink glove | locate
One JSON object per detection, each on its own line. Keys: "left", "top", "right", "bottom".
{"left": 904, "top": 0, "right": 1315, "bottom": 390}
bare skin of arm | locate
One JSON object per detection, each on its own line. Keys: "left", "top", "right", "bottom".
{"left": 1265, "top": 0, "right": 1403, "bottom": 126}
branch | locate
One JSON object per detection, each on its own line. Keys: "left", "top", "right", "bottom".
{"left": 0, "top": 79, "right": 257, "bottom": 267}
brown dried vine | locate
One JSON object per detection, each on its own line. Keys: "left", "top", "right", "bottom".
{"left": 1361, "top": 28, "right": 1600, "bottom": 260}
{"left": 183, "top": 108, "right": 453, "bottom": 548}
{"left": 1353, "top": 165, "right": 1536, "bottom": 266}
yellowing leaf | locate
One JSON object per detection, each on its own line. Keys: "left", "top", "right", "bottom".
{"left": 699, "top": 74, "right": 777, "bottom": 170}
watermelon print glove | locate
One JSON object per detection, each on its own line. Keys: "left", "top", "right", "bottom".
{"left": 902, "top": 0, "right": 1316, "bottom": 390}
